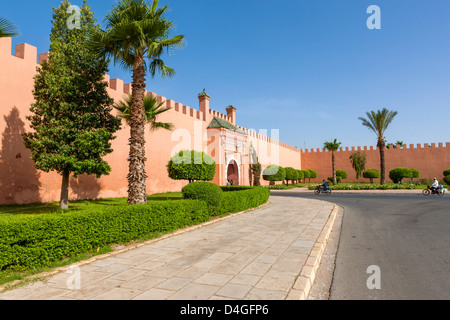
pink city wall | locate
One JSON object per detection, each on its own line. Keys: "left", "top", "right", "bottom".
{"left": 301, "top": 143, "right": 450, "bottom": 183}
{"left": 0, "top": 38, "right": 301, "bottom": 205}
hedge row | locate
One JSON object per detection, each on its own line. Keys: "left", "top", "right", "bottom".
{"left": 0, "top": 200, "right": 209, "bottom": 272}
{"left": 0, "top": 187, "right": 270, "bottom": 273}
{"left": 213, "top": 186, "right": 270, "bottom": 216}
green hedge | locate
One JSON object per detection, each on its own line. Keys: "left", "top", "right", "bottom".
{"left": 214, "top": 187, "right": 270, "bottom": 216}
{"left": 0, "top": 200, "right": 209, "bottom": 272}
{"left": 0, "top": 187, "right": 271, "bottom": 274}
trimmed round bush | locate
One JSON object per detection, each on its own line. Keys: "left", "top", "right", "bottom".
{"left": 444, "top": 175, "right": 450, "bottom": 186}
{"left": 167, "top": 150, "right": 216, "bottom": 183}
{"left": 262, "top": 165, "right": 286, "bottom": 182}
{"left": 443, "top": 169, "right": 450, "bottom": 177}
{"left": 410, "top": 168, "right": 420, "bottom": 179}
{"left": 301, "top": 170, "right": 310, "bottom": 182}
{"left": 363, "top": 169, "right": 380, "bottom": 183}
{"left": 308, "top": 169, "right": 317, "bottom": 182}
{"left": 182, "top": 182, "right": 223, "bottom": 207}
{"left": 285, "top": 167, "right": 299, "bottom": 184}
{"left": 389, "top": 167, "right": 413, "bottom": 183}
{"left": 296, "top": 170, "right": 304, "bottom": 182}
{"left": 336, "top": 169, "right": 348, "bottom": 180}
{"left": 328, "top": 176, "right": 342, "bottom": 184}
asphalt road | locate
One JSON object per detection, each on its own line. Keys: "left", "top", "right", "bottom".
{"left": 274, "top": 191, "right": 450, "bottom": 300}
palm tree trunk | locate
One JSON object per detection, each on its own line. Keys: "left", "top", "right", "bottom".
{"left": 332, "top": 151, "right": 337, "bottom": 185}
{"left": 60, "top": 169, "right": 70, "bottom": 210}
{"left": 128, "top": 56, "right": 148, "bottom": 205}
{"left": 378, "top": 139, "right": 386, "bottom": 185}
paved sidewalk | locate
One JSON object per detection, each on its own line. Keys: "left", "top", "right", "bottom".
{"left": 0, "top": 195, "right": 337, "bottom": 300}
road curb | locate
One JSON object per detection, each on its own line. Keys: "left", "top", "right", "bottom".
{"left": 286, "top": 204, "right": 340, "bottom": 300}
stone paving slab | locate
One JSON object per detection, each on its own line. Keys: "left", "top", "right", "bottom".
{"left": 0, "top": 195, "right": 336, "bottom": 300}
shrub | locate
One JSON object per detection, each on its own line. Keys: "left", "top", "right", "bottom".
{"left": 182, "top": 182, "right": 223, "bottom": 207}
{"left": 410, "top": 168, "right": 420, "bottom": 180}
{"left": 297, "top": 170, "right": 304, "bottom": 183}
{"left": 167, "top": 150, "right": 216, "bottom": 183}
{"left": 363, "top": 169, "right": 380, "bottom": 183}
{"left": 336, "top": 169, "right": 348, "bottom": 180}
{"left": 308, "top": 169, "right": 317, "bottom": 182}
{"left": 285, "top": 167, "right": 299, "bottom": 184}
{"left": 328, "top": 176, "right": 342, "bottom": 184}
{"left": 0, "top": 200, "right": 209, "bottom": 272}
{"left": 389, "top": 167, "right": 413, "bottom": 183}
{"left": 443, "top": 169, "right": 450, "bottom": 177}
{"left": 301, "top": 170, "right": 310, "bottom": 182}
{"left": 214, "top": 187, "right": 270, "bottom": 216}
{"left": 262, "top": 165, "right": 286, "bottom": 182}
{"left": 444, "top": 175, "right": 450, "bottom": 186}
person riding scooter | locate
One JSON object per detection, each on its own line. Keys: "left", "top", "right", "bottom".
{"left": 431, "top": 178, "right": 439, "bottom": 193}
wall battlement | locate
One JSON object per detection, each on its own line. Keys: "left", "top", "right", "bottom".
{"left": 301, "top": 142, "right": 449, "bottom": 154}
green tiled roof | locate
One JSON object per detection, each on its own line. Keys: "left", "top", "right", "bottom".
{"left": 207, "top": 116, "right": 247, "bottom": 135}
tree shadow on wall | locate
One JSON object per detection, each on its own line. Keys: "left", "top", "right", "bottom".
{"left": 70, "top": 174, "right": 102, "bottom": 201}
{"left": 0, "top": 107, "right": 42, "bottom": 204}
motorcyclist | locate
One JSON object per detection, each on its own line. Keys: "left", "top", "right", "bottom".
{"left": 431, "top": 178, "right": 439, "bottom": 193}
{"left": 322, "top": 179, "right": 330, "bottom": 191}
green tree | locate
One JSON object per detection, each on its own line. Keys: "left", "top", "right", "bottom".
{"left": 89, "top": 0, "right": 184, "bottom": 205}
{"left": 23, "top": 1, "right": 121, "bottom": 210}
{"left": 167, "top": 151, "right": 215, "bottom": 183}
{"left": 301, "top": 169, "right": 310, "bottom": 183}
{"left": 308, "top": 169, "right": 317, "bottom": 183}
{"left": 349, "top": 150, "right": 367, "bottom": 180}
{"left": 114, "top": 93, "right": 173, "bottom": 131}
{"left": 262, "top": 165, "right": 286, "bottom": 184}
{"left": 389, "top": 167, "right": 412, "bottom": 184}
{"left": 0, "top": 17, "right": 19, "bottom": 38}
{"left": 359, "top": 109, "right": 398, "bottom": 185}
{"left": 324, "top": 139, "right": 342, "bottom": 185}
{"left": 363, "top": 169, "right": 380, "bottom": 184}
{"left": 336, "top": 169, "right": 348, "bottom": 182}
{"left": 251, "top": 163, "right": 262, "bottom": 186}
{"left": 285, "top": 167, "right": 299, "bottom": 185}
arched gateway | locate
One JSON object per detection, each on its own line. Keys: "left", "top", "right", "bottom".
{"left": 226, "top": 159, "right": 240, "bottom": 186}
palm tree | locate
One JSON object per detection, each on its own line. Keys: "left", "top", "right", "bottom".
{"left": 89, "top": 0, "right": 184, "bottom": 205}
{"left": 358, "top": 108, "right": 398, "bottom": 185}
{"left": 114, "top": 93, "right": 174, "bottom": 131}
{"left": 324, "top": 139, "right": 342, "bottom": 185}
{"left": 0, "top": 17, "right": 19, "bottom": 38}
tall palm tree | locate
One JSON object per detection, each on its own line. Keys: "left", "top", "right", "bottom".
{"left": 324, "top": 139, "right": 342, "bottom": 185}
{"left": 359, "top": 108, "right": 398, "bottom": 185}
{"left": 89, "top": 0, "right": 184, "bottom": 205}
{"left": 0, "top": 17, "right": 19, "bottom": 38}
{"left": 114, "top": 93, "right": 174, "bottom": 131}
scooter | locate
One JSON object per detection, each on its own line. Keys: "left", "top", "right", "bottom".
{"left": 422, "top": 185, "right": 447, "bottom": 196}
{"left": 314, "top": 185, "right": 332, "bottom": 195}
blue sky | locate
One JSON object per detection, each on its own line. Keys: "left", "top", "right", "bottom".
{"left": 3, "top": 0, "right": 450, "bottom": 150}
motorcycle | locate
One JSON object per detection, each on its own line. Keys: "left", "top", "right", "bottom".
{"left": 422, "top": 185, "right": 447, "bottom": 196}
{"left": 314, "top": 185, "right": 332, "bottom": 195}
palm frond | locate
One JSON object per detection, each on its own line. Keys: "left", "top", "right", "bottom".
{"left": 0, "top": 17, "right": 19, "bottom": 38}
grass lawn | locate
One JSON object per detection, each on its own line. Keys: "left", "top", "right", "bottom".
{"left": 0, "top": 192, "right": 184, "bottom": 221}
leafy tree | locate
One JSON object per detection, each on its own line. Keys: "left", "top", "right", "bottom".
{"left": 410, "top": 168, "right": 420, "bottom": 182}
{"left": 285, "top": 167, "right": 299, "bottom": 185}
{"left": 389, "top": 167, "right": 412, "bottom": 184}
{"left": 308, "top": 169, "right": 317, "bottom": 183}
{"left": 262, "top": 165, "right": 286, "bottom": 183}
{"left": 23, "top": 1, "right": 121, "bottom": 210}
{"left": 167, "top": 150, "right": 215, "bottom": 183}
{"left": 363, "top": 169, "right": 380, "bottom": 184}
{"left": 359, "top": 109, "right": 398, "bottom": 185}
{"left": 336, "top": 169, "right": 348, "bottom": 182}
{"left": 89, "top": 0, "right": 184, "bottom": 205}
{"left": 324, "top": 139, "right": 342, "bottom": 185}
{"left": 301, "top": 169, "right": 310, "bottom": 183}
{"left": 349, "top": 150, "right": 367, "bottom": 180}
{"left": 114, "top": 93, "right": 173, "bottom": 131}
{"left": 0, "top": 17, "right": 19, "bottom": 38}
